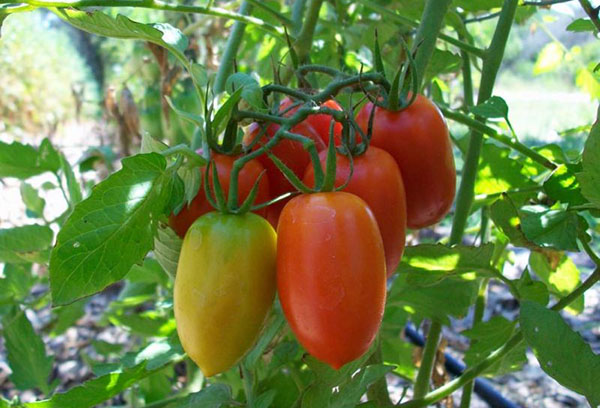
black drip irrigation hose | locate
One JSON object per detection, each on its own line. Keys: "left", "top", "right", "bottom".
{"left": 404, "top": 325, "right": 521, "bottom": 408}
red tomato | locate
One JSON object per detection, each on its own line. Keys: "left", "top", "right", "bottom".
{"left": 244, "top": 97, "right": 341, "bottom": 227}
{"left": 356, "top": 95, "right": 456, "bottom": 229}
{"left": 305, "top": 99, "right": 343, "bottom": 145}
{"left": 169, "top": 153, "right": 270, "bottom": 238}
{"left": 303, "top": 147, "right": 407, "bottom": 276}
{"left": 277, "top": 192, "right": 386, "bottom": 369}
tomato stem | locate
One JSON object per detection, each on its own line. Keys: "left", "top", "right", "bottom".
{"left": 213, "top": 1, "right": 253, "bottom": 94}
{"left": 412, "top": 321, "right": 442, "bottom": 399}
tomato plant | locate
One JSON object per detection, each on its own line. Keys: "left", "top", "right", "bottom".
{"left": 303, "top": 147, "right": 407, "bottom": 275}
{"left": 356, "top": 95, "right": 456, "bottom": 229}
{"left": 277, "top": 192, "right": 387, "bottom": 369}
{"left": 3, "top": 1, "right": 600, "bottom": 407}
{"left": 169, "top": 152, "right": 269, "bottom": 237}
{"left": 174, "top": 211, "right": 277, "bottom": 376}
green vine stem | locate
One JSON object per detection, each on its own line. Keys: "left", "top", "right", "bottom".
{"left": 290, "top": 0, "right": 307, "bottom": 35}
{"left": 449, "top": 0, "right": 520, "bottom": 246}
{"left": 366, "top": 336, "right": 393, "bottom": 406}
{"left": 412, "top": 0, "right": 453, "bottom": 90}
{"left": 213, "top": 1, "right": 253, "bottom": 94}
{"left": 293, "top": 0, "right": 324, "bottom": 64}
{"left": 412, "top": 321, "right": 442, "bottom": 399}
{"left": 440, "top": 107, "right": 557, "bottom": 170}
{"left": 0, "top": 0, "right": 287, "bottom": 39}
{"left": 412, "top": 0, "right": 519, "bottom": 403}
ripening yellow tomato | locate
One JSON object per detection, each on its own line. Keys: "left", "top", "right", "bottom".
{"left": 174, "top": 212, "right": 277, "bottom": 376}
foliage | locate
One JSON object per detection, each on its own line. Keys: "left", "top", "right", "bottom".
{"left": 0, "top": 1, "right": 599, "bottom": 407}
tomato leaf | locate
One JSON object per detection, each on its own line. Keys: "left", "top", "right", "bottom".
{"left": 2, "top": 306, "right": 54, "bottom": 394}
{"left": 566, "top": 18, "right": 596, "bottom": 32}
{"left": 514, "top": 268, "right": 550, "bottom": 306}
{"left": 225, "top": 72, "right": 265, "bottom": 111}
{"left": 399, "top": 243, "right": 497, "bottom": 286}
{"left": 153, "top": 223, "right": 182, "bottom": 280}
{"left": 60, "top": 154, "right": 83, "bottom": 206}
{"left": 49, "top": 153, "right": 178, "bottom": 305}
{"left": 172, "top": 384, "right": 235, "bottom": 408}
{"left": 520, "top": 206, "right": 584, "bottom": 252}
{"left": 20, "top": 182, "right": 46, "bottom": 219}
{"left": 331, "top": 364, "right": 394, "bottom": 407}
{"left": 454, "top": 0, "right": 503, "bottom": 12}
{"left": 51, "top": 9, "right": 188, "bottom": 66}
{"left": 388, "top": 275, "right": 479, "bottom": 324}
{"left": 24, "top": 339, "right": 183, "bottom": 408}
{"left": 490, "top": 194, "right": 537, "bottom": 249}
{"left": 0, "top": 225, "right": 53, "bottom": 264}
{"left": 470, "top": 96, "right": 509, "bottom": 120}
{"left": 462, "top": 316, "right": 527, "bottom": 376}
{"left": 0, "top": 264, "right": 35, "bottom": 303}
{"left": 475, "top": 143, "right": 540, "bottom": 196}
{"left": 520, "top": 301, "right": 600, "bottom": 407}
{"left": 529, "top": 251, "right": 584, "bottom": 315}
{"left": 578, "top": 112, "right": 600, "bottom": 208}
{"left": 543, "top": 163, "right": 588, "bottom": 206}
{"left": 0, "top": 138, "right": 60, "bottom": 179}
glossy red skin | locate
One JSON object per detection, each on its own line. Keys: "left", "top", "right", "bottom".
{"left": 356, "top": 95, "right": 456, "bottom": 229}
{"left": 244, "top": 97, "right": 341, "bottom": 227}
{"left": 277, "top": 192, "right": 387, "bottom": 369}
{"left": 169, "top": 153, "right": 270, "bottom": 238}
{"left": 303, "top": 147, "right": 407, "bottom": 276}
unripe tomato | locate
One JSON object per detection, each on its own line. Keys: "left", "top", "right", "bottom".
{"left": 168, "top": 153, "right": 270, "bottom": 238}
{"left": 277, "top": 192, "right": 386, "bottom": 369}
{"left": 356, "top": 95, "right": 456, "bottom": 229}
{"left": 244, "top": 98, "right": 342, "bottom": 227}
{"left": 174, "top": 212, "right": 277, "bottom": 377}
{"left": 303, "top": 147, "right": 407, "bottom": 276}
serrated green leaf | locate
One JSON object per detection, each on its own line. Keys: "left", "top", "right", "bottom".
{"left": 169, "top": 384, "right": 234, "bottom": 408}
{"left": 25, "top": 339, "right": 183, "bottom": 408}
{"left": 49, "top": 153, "right": 178, "bottom": 305}
{"left": 178, "top": 165, "right": 201, "bottom": 207}
{"left": 529, "top": 251, "right": 583, "bottom": 314}
{"left": 520, "top": 301, "right": 600, "bottom": 407}
{"left": 424, "top": 48, "right": 461, "bottom": 82}
{"left": 60, "top": 154, "right": 83, "bottom": 206}
{"left": 332, "top": 364, "right": 394, "bottom": 408}
{"left": 520, "top": 206, "right": 582, "bottom": 251}
{"left": 388, "top": 275, "right": 479, "bottom": 324}
{"left": 543, "top": 163, "right": 587, "bottom": 206}
{"left": 0, "top": 225, "right": 53, "bottom": 264}
{"left": 52, "top": 9, "right": 188, "bottom": 65}
{"left": 0, "top": 138, "right": 60, "bottom": 179}
{"left": 399, "top": 244, "right": 496, "bottom": 286}
{"left": 50, "top": 299, "right": 87, "bottom": 337}
{"left": 578, "top": 114, "right": 600, "bottom": 207}
{"left": 490, "top": 194, "right": 537, "bottom": 249}
{"left": 153, "top": 223, "right": 182, "bottom": 280}
{"left": 140, "top": 133, "right": 168, "bottom": 154}
{"left": 20, "top": 182, "right": 45, "bottom": 218}
{"left": 470, "top": 96, "right": 509, "bottom": 119}
{"left": 0, "top": 264, "right": 34, "bottom": 302}
{"left": 225, "top": 72, "right": 265, "bottom": 110}
{"left": 475, "top": 143, "right": 539, "bottom": 196}
{"left": 3, "top": 307, "right": 54, "bottom": 393}
{"left": 463, "top": 316, "right": 526, "bottom": 376}
{"left": 515, "top": 269, "right": 549, "bottom": 306}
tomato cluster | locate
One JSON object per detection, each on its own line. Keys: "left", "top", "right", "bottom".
{"left": 172, "top": 94, "right": 455, "bottom": 375}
